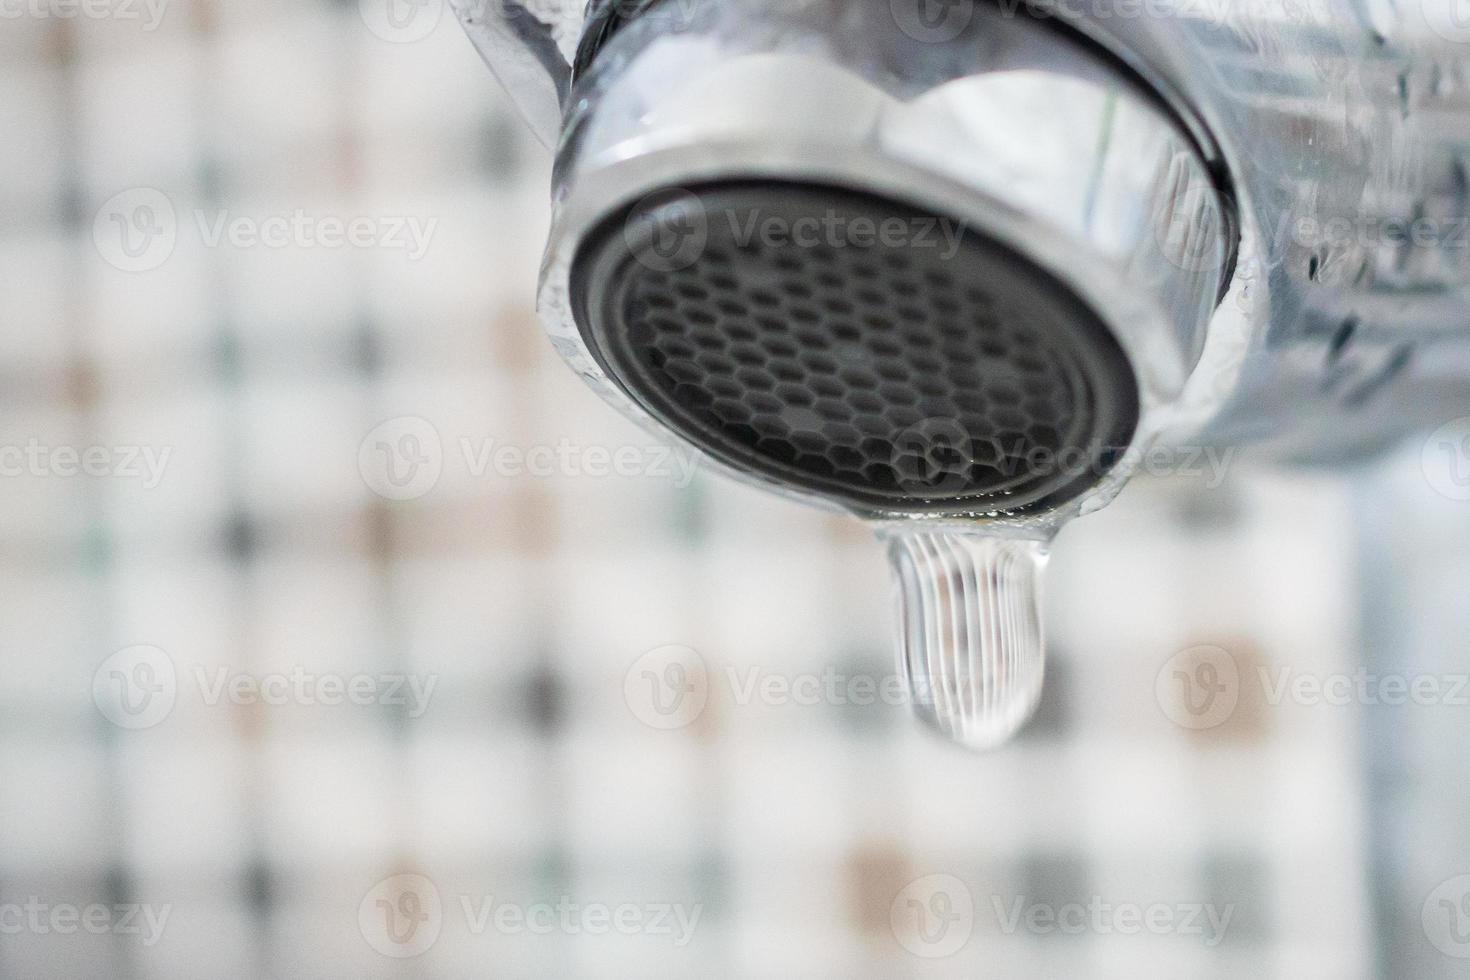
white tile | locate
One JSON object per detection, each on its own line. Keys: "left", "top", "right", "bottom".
{"left": 0, "top": 403, "right": 92, "bottom": 484}
{"left": 0, "top": 66, "right": 67, "bottom": 220}
{"left": 118, "top": 736, "right": 250, "bottom": 871}
{"left": 251, "top": 555, "right": 383, "bottom": 676}
{"left": 83, "top": 188, "right": 214, "bottom": 361}
{"left": 559, "top": 731, "right": 707, "bottom": 863}
{"left": 205, "top": 13, "right": 344, "bottom": 187}
{"left": 393, "top": 555, "right": 542, "bottom": 687}
{"left": 76, "top": 41, "right": 202, "bottom": 191}
{"left": 67, "top": 0, "right": 191, "bottom": 54}
{"left": 236, "top": 376, "right": 367, "bottom": 516}
{"left": 724, "top": 734, "right": 858, "bottom": 861}
{"left": 98, "top": 388, "right": 232, "bottom": 544}
{"left": 0, "top": 564, "right": 98, "bottom": 717}
{"left": 0, "top": 738, "right": 112, "bottom": 869}
{"left": 127, "top": 889, "right": 258, "bottom": 980}
{"left": 260, "top": 733, "right": 403, "bottom": 863}
{"left": 410, "top": 731, "right": 552, "bottom": 857}
{"left": 548, "top": 550, "right": 698, "bottom": 673}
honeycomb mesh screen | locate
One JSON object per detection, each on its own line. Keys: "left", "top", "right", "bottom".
{"left": 571, "top": 182, "right": 1140, "bottom": 514}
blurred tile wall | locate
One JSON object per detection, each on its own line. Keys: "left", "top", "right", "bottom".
{"left": 2, "top": 1, "right": 1448, "bottom": 977}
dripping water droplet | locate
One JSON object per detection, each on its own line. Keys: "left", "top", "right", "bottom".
{"left": 880, "top": 526, "right": 1048, "bottom": 751}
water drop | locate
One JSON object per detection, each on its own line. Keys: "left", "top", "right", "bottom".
{"left": 880, "top": 526, "right": 1048, "bottom": 750}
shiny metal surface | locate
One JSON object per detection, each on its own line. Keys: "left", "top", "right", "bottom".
{"left": 448, "top": 0, "right": 579, "bottom": 149}
{"left": 1037, "top": 0, "right": 1470, "bottom": 461}
{"left": 456, "top": 0, "right": 1470, "bottom": 474}
{"left": 453, "top": 0, "right": 1470, "bottom": 752}
{"left": 532, "top": 0, "right": 1230, "bottom": 526}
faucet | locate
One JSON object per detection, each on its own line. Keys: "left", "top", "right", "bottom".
{"left": 451, "top": 0, "right": 1470, "bottom": 748}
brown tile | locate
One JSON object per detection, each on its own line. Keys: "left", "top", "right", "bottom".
{"left": 847, "top": 840, "right": 910, "bottom": 941}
